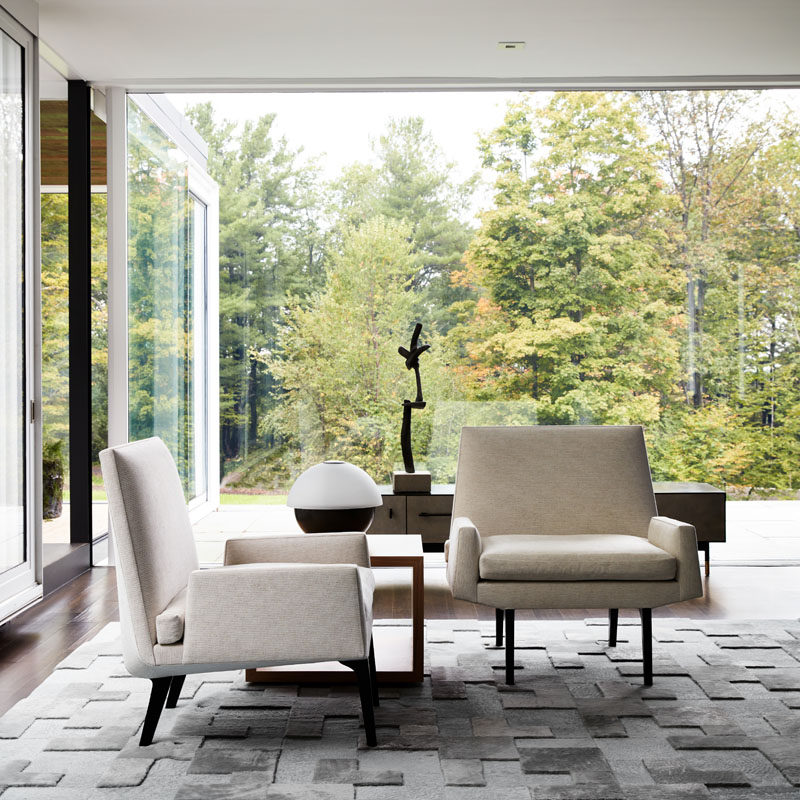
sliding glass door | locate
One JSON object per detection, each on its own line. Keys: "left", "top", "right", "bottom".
{"left": 0, "top": 11, "right": 40, "bottom": 619}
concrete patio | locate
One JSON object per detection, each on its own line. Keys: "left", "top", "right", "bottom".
{"left": 189, "top": 500, "right": 800, "bottom": 566}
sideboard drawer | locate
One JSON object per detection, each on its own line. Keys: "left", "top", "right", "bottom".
{"left": 370, "top": 495, "right": 406, "bottom": 535}
{"left": 407, "top": 494, "right": 454, "bottom": 544}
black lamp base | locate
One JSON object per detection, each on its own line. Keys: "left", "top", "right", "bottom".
{"left": 294, "top": 507, "right": 375, "bottom": 534}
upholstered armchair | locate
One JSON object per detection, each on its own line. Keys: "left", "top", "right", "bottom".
{"left": 100, "top": 437, "right": 378, "bottom": 747}
{"left": 445, "top": 426, "right": 702, "bottom": 685}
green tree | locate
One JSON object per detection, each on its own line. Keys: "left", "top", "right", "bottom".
{"left": 41, "top": 193, "right": 70, "bottom": 466}
{"left": 728, "top": 116, "right": 800, "bottom": 489}
{"left": 638, "top": 91, "right": 772, "bottom": 408}
{"left": 454, "top": 92, "right": 682, "bottom": 427}
{"left": 268, "top": 217, "right": 458, "bottom": 484}
{"left": 185, "top": 103, "right": 324, "bottom": 470}
{"left": 329, "top": 117, "right": 478, "bottom": 333}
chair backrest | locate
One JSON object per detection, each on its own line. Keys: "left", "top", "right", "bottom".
{"left": 100, "top": 437, "right": 198, "bottom": 666}
{"left": 452, "top": 426, "right": 657, "bottom": 538}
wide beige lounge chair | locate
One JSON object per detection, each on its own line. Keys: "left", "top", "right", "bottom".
{"left": 445, "top": 425, "right": 703, "bottom": 685}
{"left": 100, "top": 437, "right": 378, "bottom": 746}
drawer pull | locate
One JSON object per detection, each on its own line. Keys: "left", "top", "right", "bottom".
{"left": 388, "top": 508, "right": 393, "bottom": 519}
{"left": 418, "top": 512, "right": 451, "bottom": 517}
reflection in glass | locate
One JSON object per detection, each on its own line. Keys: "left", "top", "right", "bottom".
{"left": 127, "top": 99, "right": 204, "bottom": 501}
{"left": 0, "top": 30, "right": 25, "bottom": 573}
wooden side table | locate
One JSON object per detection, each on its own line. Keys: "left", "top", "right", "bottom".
{"left": 245, "top": 534, "right": 424, "bottom": 685}
{"left": 652, "top": 482, "right": 726, "bottom": 577}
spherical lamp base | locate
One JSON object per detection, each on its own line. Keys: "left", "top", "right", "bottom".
{"left": 294, "top": 507, "right": 375, "bottom": 534}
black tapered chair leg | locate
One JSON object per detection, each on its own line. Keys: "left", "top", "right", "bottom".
{"left": 495, "top": 608, "right": 504, "bottom": 646}
{"left": 639, "top": 608, "right": 653, "bottom": 686}
{"left": 504, "top": 609, "right": 515, "bottom": 685}
{"left": 140, "top": 677, "right": 171, "bottom": 746}
{"left": 608, "top": 608, "right": 619, "bottom": 647}
{"left": 368, "top": 637, "right": 379, "bottom": 706}
{"left": 341, "top": 659, "right": 377, "bottom": 746}
{"left": 165, "top": 674, "right": 186, "bottom": 709}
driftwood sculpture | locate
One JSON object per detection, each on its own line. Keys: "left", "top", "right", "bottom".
{"left": 398, "top": 322, "right": 430, "bottom": 474}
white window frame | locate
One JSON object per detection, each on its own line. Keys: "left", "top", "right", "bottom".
{"left": 0, "top": 6, "right": 42, "bottom": 623}
{"left": 106, "top": 90, "right": 219, "bottom": 527}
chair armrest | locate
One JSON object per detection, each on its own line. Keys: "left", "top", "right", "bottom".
{"left": 183, "top": 563, "right": 374, "bottom": 665}
{"left": 224, "top": 532, "right": 370, "bottom": 567}
{"left": 446, "top": 516, "right": 481, "bottom": 603}
{"left": 648, "top": 516, "right": 703, "bottom": 601}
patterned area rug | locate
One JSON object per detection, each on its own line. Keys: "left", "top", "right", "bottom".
{"left": 1, "top": 618, "right": 800, "bottom": 799}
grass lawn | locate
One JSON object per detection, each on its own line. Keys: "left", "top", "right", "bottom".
{"left": 63, "top": 489, "right": 108, "bottom": 502}
{"left": 220, "top": 493, "right": 288, "bottom": 505}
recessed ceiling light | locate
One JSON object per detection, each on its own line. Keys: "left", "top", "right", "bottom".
{"left": 497, "top": 41, "right": 526, "bottom": 50}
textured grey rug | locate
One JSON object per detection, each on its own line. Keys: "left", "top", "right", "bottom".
{"left": 1, "top": 618, "right": 800, "bottom": 800}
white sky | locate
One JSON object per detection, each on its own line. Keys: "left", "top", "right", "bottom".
{"left": 170, "top": 89, "right": 800, "bottom": 224}
{"left": 170, "top": 91, "right": 534, "bottom": 221}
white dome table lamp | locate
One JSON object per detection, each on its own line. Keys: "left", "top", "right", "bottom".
{"left": 287, "top": 461, "right": 383, "bottom": 533}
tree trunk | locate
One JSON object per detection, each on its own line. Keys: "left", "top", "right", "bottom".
{"left": 248, "top": 358, "right": 259, "bottom": 443}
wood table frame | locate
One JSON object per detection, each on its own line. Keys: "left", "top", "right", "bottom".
{"left": 244, "top": 534, "right": 424, "bottom": 685}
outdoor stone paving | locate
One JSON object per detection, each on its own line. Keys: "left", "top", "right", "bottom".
{"left": 0, "top": 618, "right": 799, "bottom": 798}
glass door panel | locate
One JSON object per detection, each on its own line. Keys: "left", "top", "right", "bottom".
{"left": 0, "top": 29, "right": 25, "bottom": 577}
{"left": 127, "top": 97, "right": 207, "bottom": 503}
{"left": 0, "top": 18, "right": 35, "bottom": 616}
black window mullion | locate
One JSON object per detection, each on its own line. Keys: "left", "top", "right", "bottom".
{"left": 67, "top": 80, "right": 92, "bottom": 547}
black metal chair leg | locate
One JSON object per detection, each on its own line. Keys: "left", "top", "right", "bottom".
{"left": 368, "top": 637, "right": 379, "bottom": 706}
{"left": 495, "top": 608, "right": 504, "bottom": 646}
{"left": 341, "top": 659, "right": 377, "bottom": 746}
{"left": 165, "top": 674, "right": 186, "bottom": 709}
{"left": 639, "top": 608, "right": 653, "bottom": 686}
{"left": 504, "top": 609, "right": 515, "bottom": 685}
{"left": 608, "top": 608, "right": 619, "bottom": 647}
{"left": 140, "top": 677, "right": 171, "bottom": 746}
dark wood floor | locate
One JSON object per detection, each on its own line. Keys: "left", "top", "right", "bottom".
{"left": 1, "top": 562, "right": 799, "bottom": 717}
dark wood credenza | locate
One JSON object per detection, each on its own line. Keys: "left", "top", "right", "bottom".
{"left": 372, "top": 481, "right": 725, "bottom": 576}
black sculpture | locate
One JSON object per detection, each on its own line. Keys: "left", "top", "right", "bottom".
{"left": 398, "top": 322, "right": 430, "bottom": 473}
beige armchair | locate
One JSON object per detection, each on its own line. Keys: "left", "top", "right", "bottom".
{"left": 100, "top": 437, "right": 378, "bottom": 747}
{"left": 445, "top": 426, "right": 702, "bottom": 685}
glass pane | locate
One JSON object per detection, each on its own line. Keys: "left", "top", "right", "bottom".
{"left": 127, "top": 98, "right": 201, "bottom": 500}
{"left": 39, "top": 58, "right": 70, "bottom": 543}
{"left": 40, "top": 190, "right": 69, "bottom": 538}
{"left": 0, "top": 29, "right": 25, "bottom": 573}
{"left": 168, "top": 90, "right": 800, "bottom": 509}
{"left": 91, "top": 187, "right": 108, "bottom": 536}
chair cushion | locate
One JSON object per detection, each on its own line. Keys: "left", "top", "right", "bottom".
{"left": 155, "top": 587, "right": 187, "bottom": 645}
{"left": 478, "top": 535, "right": 677, "bottom": 581}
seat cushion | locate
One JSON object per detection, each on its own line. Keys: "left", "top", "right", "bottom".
{"left": 479, "top": 535, "right": 677, "bottom": 581}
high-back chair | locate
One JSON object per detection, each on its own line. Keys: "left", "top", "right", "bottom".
{"left": 100, "top": 437, "right": 378, "bottom": 746}
{"left": 445, "top": 426, "right": 702, "bottom": 685}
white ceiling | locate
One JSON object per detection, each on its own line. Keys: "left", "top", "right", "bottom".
{"left": 36, "top": 0, "right": 800, "bottom": 91}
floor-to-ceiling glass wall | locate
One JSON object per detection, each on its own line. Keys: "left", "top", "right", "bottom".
{"left": 125, "top": 96, "right": 214, "bottom": 506}
{"left": 164, "top": 89, "right": 800, "bottom": 564}
{"left": 39, "top": 68, "right": 110, "bottom": 552}
{"left": 0, "top": 10, "right": 39, "bottom": 619}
